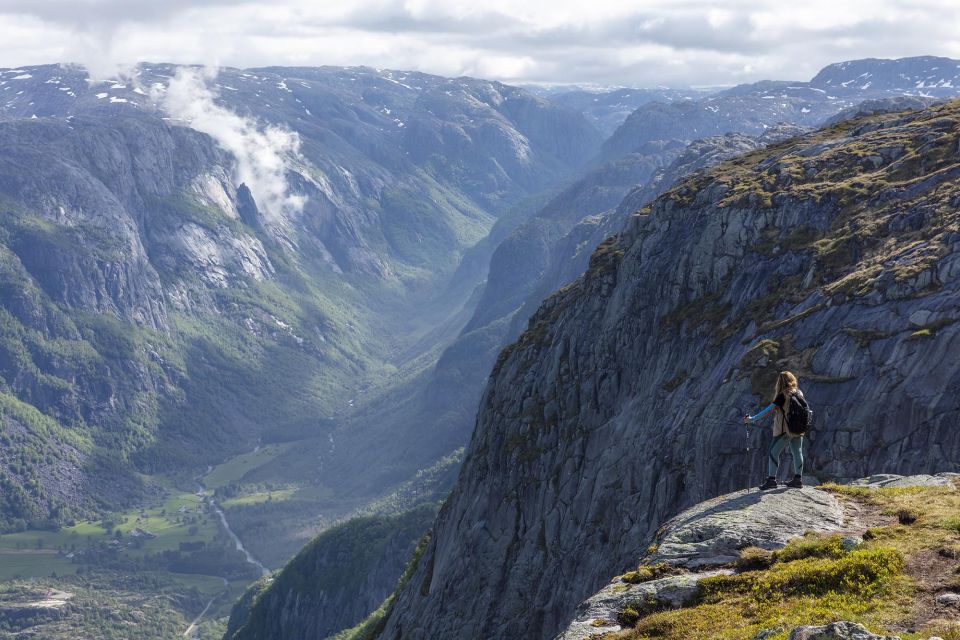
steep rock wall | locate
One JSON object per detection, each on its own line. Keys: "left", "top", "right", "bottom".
{"left": 379, "top": 102, "right": 960, "bottom": 639}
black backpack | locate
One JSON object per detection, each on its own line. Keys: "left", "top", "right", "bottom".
{"left": 786, "top": 390, "right": 813, "bottom": 435}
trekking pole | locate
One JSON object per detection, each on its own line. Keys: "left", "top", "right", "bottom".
{"left": 740, "top": 406, "right": 751, "bottom": 453}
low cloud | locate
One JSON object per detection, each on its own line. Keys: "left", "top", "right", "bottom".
{"left": 154, "top": 67, "right": 305, "bottom": 221}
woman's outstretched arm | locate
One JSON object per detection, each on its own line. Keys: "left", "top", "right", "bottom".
{"left": 744, "top": 403, "right": 775, "bottom": 423}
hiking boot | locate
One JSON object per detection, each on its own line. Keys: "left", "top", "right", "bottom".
{"left": 758, "top": 476, "right": 778, "bottom": 490}
{"left": 786, "top": 475, "right": 803, "bottom": 488}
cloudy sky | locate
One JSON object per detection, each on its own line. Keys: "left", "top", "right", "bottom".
{"left": 0, "top": 0, "right": 958, "bottom": 86}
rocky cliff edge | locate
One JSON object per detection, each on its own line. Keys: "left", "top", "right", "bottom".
{"left": 559, "top": 473, "right": 960, "bottom": 640}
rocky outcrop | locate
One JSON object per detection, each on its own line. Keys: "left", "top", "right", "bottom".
{"left": 378, "top": 102, "right": 960, "bottom": 640}
{"left": 647, "top": 488, "right": 844, "bottom": 568}
{"left": 556, "top": 485, "right": 848, "bottom": 639}
{"left": 849, "top": 473, "right": 959, "bottom": 489}
{"left": 558, "top": 472, "right": 956, "bottom": 640}
{"left": 556, "top": 571, "right": 730, "bottom": 640}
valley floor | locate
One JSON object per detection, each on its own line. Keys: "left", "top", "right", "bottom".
{"left": 0, "top": 449, "right": 285, "bottom": 639}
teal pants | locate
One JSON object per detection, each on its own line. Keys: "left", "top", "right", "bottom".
{"left": 768, "top": 434, "right": 803, "bottom": 477}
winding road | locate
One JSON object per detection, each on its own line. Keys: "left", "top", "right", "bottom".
{"left": 183, "top": 577, "right": 228, "bottom": 638}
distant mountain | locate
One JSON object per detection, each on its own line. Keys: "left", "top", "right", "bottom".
{"left": 602, "top": 55, "right": 960, "bottom": 161}
{"left": 524, "top": 85, "right": 712, "bottom": 135}
{"left": 810, "top": 55, "right": 960, "bottom": 96}
{"left": 823, "top": 95, "right": 940, "bottom": 125}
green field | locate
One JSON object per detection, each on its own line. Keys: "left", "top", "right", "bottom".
{"left": 204, "top": 443, "right": 297, "bottom": 488}
{"left": 221, "top": 488, "right": 296, "bottom": 507}
{"left": 0, "top": 550, "right": 78, "bottom": 581}
{"left": 0, "top": 486, "right": 221, "bottom": 580}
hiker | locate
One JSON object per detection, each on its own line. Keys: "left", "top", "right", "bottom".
{"left": 743, "top": 371, "right": 812, "bottom": 490}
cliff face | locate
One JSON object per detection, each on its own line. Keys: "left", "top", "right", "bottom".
{"left": 379, "top": 101, "right": 960, "bottom": 639}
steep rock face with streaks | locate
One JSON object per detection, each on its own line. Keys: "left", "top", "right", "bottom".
{"left": 378, "top": 101, "right": 960, "bottom": 640}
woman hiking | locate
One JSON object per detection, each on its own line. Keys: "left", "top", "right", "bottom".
{"left": 744, "top": 371, "right": 807, "bottom": 490}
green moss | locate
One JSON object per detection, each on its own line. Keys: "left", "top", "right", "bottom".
{"left": 586, "top": 236, "right": 626, "bottom": 277}
{"left": 944, "top": 517, "right": 960, "bottom": 535}
{"left": 750, "top": 226, "right": 822, "bottom": 257}
{"left": 618, "top": 607, "right": 641, "bottom": 627}
{"left": 661, "top": 290, "right": 731, "bottom": 336}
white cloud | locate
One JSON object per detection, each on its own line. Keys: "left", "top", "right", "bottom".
{"left": 0, "top": 1, "right": 958, "bottom": 86}
{"left": 154, "top": 67, "right": 305, "bottom": 222}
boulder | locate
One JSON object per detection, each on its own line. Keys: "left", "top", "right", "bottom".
{"left": 788, "top": 621, "right": 900, "bottom": 640}
{"left": 647, "top": 487, "right": 845, "bottom": 568}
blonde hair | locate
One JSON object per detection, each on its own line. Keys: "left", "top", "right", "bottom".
{"left": 774, "top": 371, "right": 798, "bottom": 400}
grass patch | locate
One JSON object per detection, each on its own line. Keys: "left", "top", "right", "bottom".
{"left": 220, "top": 489, "right": 296, "bottom": 508}
{"left": 204, "top": 443, "right": 296, "bottom": 489}
{"left": 775, "top": 533, "right": 848, "bottom": 563}
{"left": 700, "top": 547, "right": 904, "bottom": 601}
{"left": 609, "top": 546, "right": 907, "bottom": 640}
{"left": 622, "top": 563, "right": 676, "bottom": 584}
